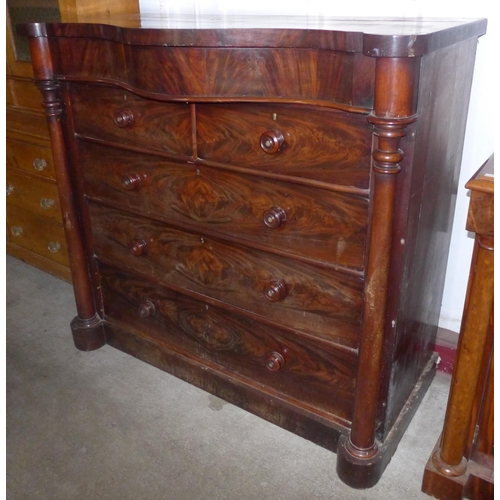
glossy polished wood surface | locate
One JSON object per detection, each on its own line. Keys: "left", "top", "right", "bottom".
{"left": 22, "top": 15, "right": 486, "bottom": 490}
{"left": 20, "top": 16, "right": 487, "bottom": 55}
{"left": 80, "top": 141, "right": 369, "bottom": 272}
{"left": 99, "top": 263, "right": 358, "bottom": 421}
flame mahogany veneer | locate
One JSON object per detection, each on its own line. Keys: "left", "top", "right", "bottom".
{"left": 20, "top": 16, "right": 486, "bottom": 488}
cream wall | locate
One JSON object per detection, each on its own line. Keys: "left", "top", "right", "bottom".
{"left": 139, "top": 0, "right": 495, "bottom": 333}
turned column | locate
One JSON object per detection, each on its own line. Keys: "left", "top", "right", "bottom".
{"left": 432, "top": 235, "right": 493, "bottom": 476}
{"left": 27, "top": 28, "right": 105, "bottom": 350}
{"left": 432, "top": 167, "right": 494, "bottom": 477}
{"left": 337, "top": 57, "right": 418, "bottom": 487}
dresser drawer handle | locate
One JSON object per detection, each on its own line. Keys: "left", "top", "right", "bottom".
{"left": 130, "top": 239, "right": 148, "bottom": 256}
{"left": 114, "top": 108, "right": 135, "bottom": 128}
{"left": 264, "top": 280, "right": 287, "bottom": 302}
{"left": 33, "top": 158, "right": 47, "bottom": 171}
{"left": 11, "top": 226, "right": 24, "bottom": 237}
{"left": 265, "top": 352, "right": 285, "bottom": 372}
{"left": 48, "top": 241, "right": 61, "bottom": 253}
{"left": 40, "top": 198, "right": 55, "bottom": 210}
{"left": 122, "top": 172, "right": 142, "bottom": 191}
{"left": 139, "top": 300, "right": 155, "bottom": 318}
{"left": 260, "top": 129, "right": 285, "bottom": 154}
{"left": 6, "top": 184, "right": 14, "bottom": 196}
{"left": 263, "top": 207, "right": 286, "bottom": 229}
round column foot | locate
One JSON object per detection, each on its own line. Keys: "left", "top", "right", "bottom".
{"left": 336, "top": 434, "right": 384, "bottom": 489}
{"left": 70, "top": 314, "right": 105, "bottom": 351}
{"left": 431, "top": 449, "right": 468, "bottom": 477}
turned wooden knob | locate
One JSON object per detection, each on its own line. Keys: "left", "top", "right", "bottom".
{"left": 122, "top": 172, "right": 142, "bottom": 191}
{"left": 114, "top": 108, "right": 135, "bottom": 128}
{"left": 265, "top": 352, "right": 285, "bottom": 372}
{"left": 263, "top": 207, "right": 286, "bottom": 229}
{"left": 139, "top": 300, "right": 155, "bottom": 318}
{"left": 264, "top": 280, "right": 287, "bottom": 302}
{"left": 260, "top": 129, "right": 285, "bottom": 154}
{"left": 130, "top": 239, "right": 147, "bottom": 256}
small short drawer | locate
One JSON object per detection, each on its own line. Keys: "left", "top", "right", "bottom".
{"left": 7, "top": 206, "right": 69, "bottom": 267}
{"left": 99, "top": 264, "right": 357, "bottom": 421}
{"left": 8, "top": 78, "right": 44, "bottom": 111}
{"left": 6, "top": 138, "right": 56, "bottom": 180}
{"left": 6, "top": 170, "right": 62, "bottom": 223}
{"left": 68, "top": 83, "right": 192, "bottom": 158}
{"left": 196, "top": 103, "right": 372, "bottom": 189}
{"left": 89, "top": 203, "right": 363, "bottom": 348}
{"left": 80, "top": 141, "right": 368, "bottom": 272}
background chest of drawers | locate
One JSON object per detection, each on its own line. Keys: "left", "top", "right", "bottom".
{"left": 6, "top": 0, "right": 140, "bottom": 281}
{"left": 20, "top": 17, "right": 486, "bottom": 488}
{"left": 6, "top": 8, "right": 70, "bottom": 281}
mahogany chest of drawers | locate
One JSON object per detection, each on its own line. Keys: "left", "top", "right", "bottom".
{"left": 20, "top": 16, "right": 486, "bottom": 488}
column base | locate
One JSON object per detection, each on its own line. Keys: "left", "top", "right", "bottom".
{"left": 337, "top": 435, "right": 385, "bottom": 489}
{"left": 432, "top": 449, "right": 468, "bottom": 477}
{"left": 337, "top": 352, "right": 438, "bottom": 488}
{"left": 70, "top": 314, "right": 105, "bottom": 351}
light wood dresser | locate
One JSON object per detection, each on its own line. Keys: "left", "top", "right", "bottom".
{"left": 6, "top": 0, "right": 139, "bottom": 282}
{"left": 422, "top": 155, "right": 494, "bottom": 499}
{"left": 20, "top": 16, "right": 486, "bottom": 488}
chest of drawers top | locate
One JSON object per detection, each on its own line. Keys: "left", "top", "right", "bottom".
{"left": 21, "top": 16, "right": 486, "bottom": 108}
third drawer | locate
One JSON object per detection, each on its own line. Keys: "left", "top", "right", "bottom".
{"left": 88, "top": 202, "right": 363, "bottom": 349}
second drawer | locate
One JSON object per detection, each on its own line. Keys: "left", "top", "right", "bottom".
{"left": 80, "top": 141, "right": 368, "bottom": 272}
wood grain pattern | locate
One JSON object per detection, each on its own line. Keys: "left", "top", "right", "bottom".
{"left": 79, "top": 141, "right": 368, "bottom": 272}
{"left": 196, "top": 103, "right": 372, "bottom": 188}
{"left": 99, "top": 263, "right": 358, "bottom": 421}
{"left": 53, "top": 38, "right": 374, "bottom": 107}
{"left": 89, "top": 202, "right": 363, "bottom": 348}
{"left": 68, "top": 82, "right": 192, "bottom": 158}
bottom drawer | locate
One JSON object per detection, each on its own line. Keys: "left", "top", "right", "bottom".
{"left": 7, "top": 206, "right": 69, "bottom": 267}
{"left": 98, "top": 263, "right": 357, "bottom": 423}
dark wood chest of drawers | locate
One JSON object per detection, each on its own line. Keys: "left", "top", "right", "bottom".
{"left": 20, "top": 16, "right": 486, "bottom": 488}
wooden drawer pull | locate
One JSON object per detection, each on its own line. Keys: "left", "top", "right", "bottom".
{"left": 114, "top": 108, "right": 135, "bottom": 128}
{"left": 122, "top": 172, "right": 142, "bottom": 191}
{"left": 130, "top": 239, "right": 148, "bottom": 256}
{"left": 40, "top": 198, "right": 55, "bottom": 210}
{"left": 265, "top": 352, "right": 285, "bottom": 372}
{"left": 260, "top": 129, "right": 285, "bottom": 154}
{"left": 33, "top": 158, "right": 47, "bottom": 171}
{"left": 264, "top": 280, "right": 287, "bottom": 302}
{"left": 263, "top": 207, "right": 286, "bottom": 229}
{"left": 139, "top": 300, "right": 155, "bottom": 318}
{"left": 48, "top": 241, "right": 61, "bottom": 253}
{"left": 11, "top": 226, "right": 24, "bottom": 237}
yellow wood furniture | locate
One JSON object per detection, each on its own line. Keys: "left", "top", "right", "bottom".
{"left": 6, "top": 0, "right": 139, "bottom": 282}
{"left": 422, "top": 155, "right": 494, "bottom": 499}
